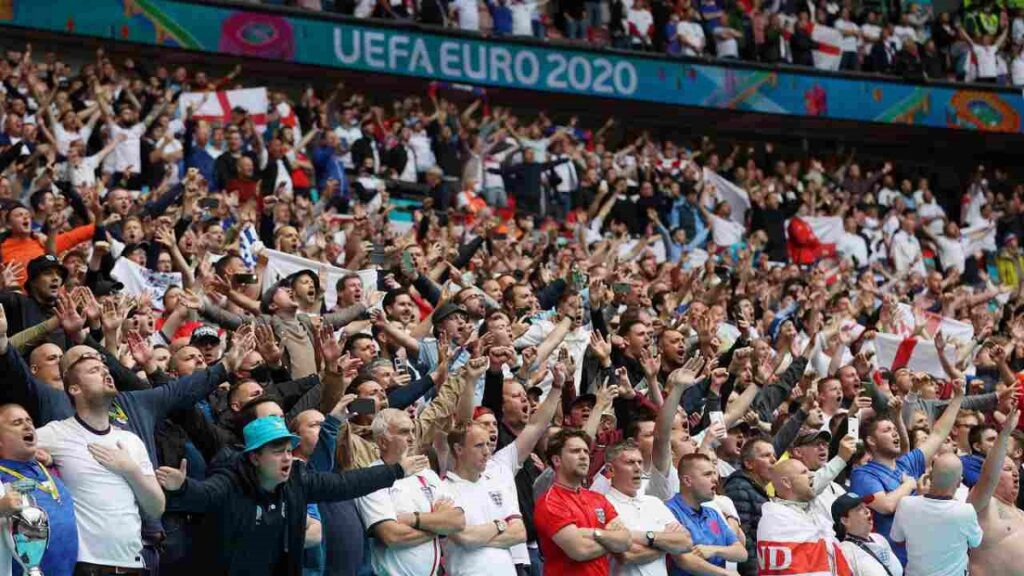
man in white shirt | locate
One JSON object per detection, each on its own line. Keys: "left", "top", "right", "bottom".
{"left": 835, "top": 8, "right": 861, "bottom": 70}
{"left": 838, "top": 215, "right": 870, "bottom": 269}
{"left": 604, "top": 440, "right": 693, "bottom": 576}
{"left": 676, "top": 11, "right": 706, "bottom": 56}
{"left": 440, "top": 423, "right": 527, "bottom": 576}
{"left": 832, "top": 493, "right": 903, "bottom": 576}
{"left": 450, "top": 0, "right": 482, "bottom": 31}
{"left": 100, "top": 92, "right": 172, "bottom": 185}
{"left": 35, "top": 346, "right": 165, "bottom": 572}
{"left": 891, "top": 453, "right": 983, "bottom": 576}
{"left": 356, "top": 409, "right": 466, "bottom": 576}
{"left": 890, "top": 214, "right": 926, "bottom": 277}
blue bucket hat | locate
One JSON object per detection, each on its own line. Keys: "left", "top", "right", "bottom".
{"left": 242, "top": 416, "right": 300, "bottom": 453}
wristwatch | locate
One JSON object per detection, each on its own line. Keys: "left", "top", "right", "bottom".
{"left": 494, "top": 519, "right": 508, "bottom": 534}
{"left": 646, "top": 531, "right": 656, "bottom": 547}
{"left": 593, "top": 528, "right": 604, "bottom": 540}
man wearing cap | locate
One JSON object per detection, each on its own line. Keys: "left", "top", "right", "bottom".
{"left": 189, "top": 324, "right": 223, "bottom": 366}
{"left": 789, "top": 427, "right": 858, "bottom": 529}
{"left": 200, "top": 278, "right": 368, "bottom": 379}
{"left": 288, "top": 269, "right": 323, "bottom": 316}
{"left": 756, "top": 459, "right": 852, "bottom": 576}
{"left": 155, "top": 414, "right": 427, "bottom": 576}
{"left": 0, "top": 255, "right": 71, "bottom": 350}
{"left": 832, "top": 493, "right": 902, "bottom": 576}
{"left": 1, "top": 206, "right": 95, "bottom": 286}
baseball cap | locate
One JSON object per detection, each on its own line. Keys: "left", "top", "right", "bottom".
{"left": 432, "top": 302, "right": 468, "bottom": 324}
{"left": 92, "top": 279, "right": 124, "bottom": 297}
{"left": 27, "top": 254, "right": 68, "bottom": 284}
{"left": 242, "top": 416, "right": 300, "bottom": 453}
{"left": 60, "top": 345, "right": 103, "bottom": 375}
{"left": 830, "top": 491, "right": 875, "bottom": 538}
{"left": 189, "top": 325, "right": 221, "bottom": 346}
{"left": 571, "top": 393, "right": 597, "bottom": 409}
{"left": 793, "top": 428, "right": 832, "bottom": 447}
{"left": 285, "top": 269, "right": 321, "bottom": 295}
{"left": 260, "top": 281, "right": 285, "bottom": 314}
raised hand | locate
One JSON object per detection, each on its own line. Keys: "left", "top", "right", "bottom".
{"left": 126, "top": 330, "right": 153, "bottom": 369}
{"left": 589, "top": 331, "right": 613, "bottom": 364}
{"left": 329, "top": 393, "right": 358, "bottom": 419}
{"left": 100, "top": 298, "right": 123, "bottom": 334}
{"left": 317, "top": 324, "right": 342, "bottom": 369}
{"left": 223, "top": 330, "right": 256, "bottom": 374}
{"left": 254, "top": 322, "right": 283, "bottom": 367}
{"left": 667, "top": 353, "right": 705, "bottom": 392}
{"left": 55, "top": 292, "right": 86, "bottom": 335}
{"left": 0, "top": 262, "right": 24, "bottom": 290}
{"left": 399, "top": 454, "right": 430, "bottom": 477}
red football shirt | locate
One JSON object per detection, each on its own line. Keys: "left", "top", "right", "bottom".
{"left": 534, "top": 482, "right": 619, "bottom": 576}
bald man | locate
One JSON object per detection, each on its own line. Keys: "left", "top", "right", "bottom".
{"left": 757, "top": 460, "right": 850, "bottom": 575}
{"left": 968, "top": 409, "right": 1024, "bottom": 576}
{"left": 891, "top": 453, "right": 982, "bottom": 575}
{"left": 29, "top": 343, "right": 63, "bottom": 389}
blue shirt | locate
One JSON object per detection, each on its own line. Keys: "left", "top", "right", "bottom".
{"left": 665, "top": 495, "right": 737, "bottom": 576}
{"left": 0, "top": 459, "right": 78, "bottom": 576}
{"left": 311, "top": 145, "right": 348, "bottom": 197}
{"left": 960, "top": 454, "right": 984, "bottom": 488}
{"left": 848, "top": 448, "right": 926, "bottom": 565}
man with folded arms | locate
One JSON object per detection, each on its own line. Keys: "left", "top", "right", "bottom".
{"left": 603, "top": 438, "right": 693, "bottom": 576}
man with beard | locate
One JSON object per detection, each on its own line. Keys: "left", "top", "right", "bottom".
{"left": 382, "top": 287, "right": 419, "bottom": 327}
{"left": 967, "top": 407, "right": 1024, "bottom": 576}
{"left": 534, "top": 428, "right": 632, "bottom": 575}
{"left": 0, "top": 255, "right": 73, "bottom": 349}
{"left": 849, "top": 380, "right": 963, "bottom": 565}
{"left": 287, "top": 269, "right": 323, "bottom": 315}
{"left": 157, "top": 414, "right": 427, "bottom": 576}
{"left": 35, "top": 346, "right": 166, "bottom": 574}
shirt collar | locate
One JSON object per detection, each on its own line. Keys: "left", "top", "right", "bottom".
{"left": 608, "top": 486, "right": 642, "bottom": 505}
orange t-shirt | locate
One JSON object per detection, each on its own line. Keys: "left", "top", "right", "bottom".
{"left": 1, "top": 224, "right": 96, "bottom": 285}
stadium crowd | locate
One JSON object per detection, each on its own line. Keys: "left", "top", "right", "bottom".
{"left": 258, "top": 0, "right": 1024, "bottom": 85}
{"left": 0, "top": 33, "right": 1021, "bottom": 576}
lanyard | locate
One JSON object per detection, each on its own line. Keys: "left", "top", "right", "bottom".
{"left": 0, "top": 462, "right": 60, "bottom": 502}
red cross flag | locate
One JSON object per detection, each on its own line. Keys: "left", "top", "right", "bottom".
{"left": 811, "top": 24, "right": 843, "bottom": 71}
{"left": 178, "top": 87, "right": 269, "bottom": 130}
{"left": 874, "top": 332, "right": 958, "bottom": 379}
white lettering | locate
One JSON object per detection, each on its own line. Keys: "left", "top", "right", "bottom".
{"left": 409, "top": 38, "right": 434, "bottom": 74}
{"left": 567, "top": 56, "right": 591, "bottom": 90}
{"left": 333, "top": 28, "right": 360, "bottom": 65}
{"left": 462, "top": 45, "right": 487, "bottom": 81}
{"left": 514, "top": 50, "right": 539, "bottom": 85}
{"left": 614, "top": 61, "right": 638, "bottom": 95}
{"left": 490, "top": 48, "right": 513, "bottom": 84}
{"left": 440, "top": 42, "right": 462, "bottom": 78}
{"left": 364, "top": 31, "right": 386, "bottom": 67}
{"left": 757, "top": 546, "right": 792, "bottom": 571}
{"left": 388, "top": 35, "right": 410, "bottom": 70}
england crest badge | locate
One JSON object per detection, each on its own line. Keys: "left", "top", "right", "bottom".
{"left": 595, "top": 507, "right": 606, "bottom": 524}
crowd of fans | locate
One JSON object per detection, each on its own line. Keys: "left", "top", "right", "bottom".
{"left": 0, "top": 31, "right": 1022, "bottom": 576}
{"left": 260, "top": 0, "right": 1024, "bottom": 85}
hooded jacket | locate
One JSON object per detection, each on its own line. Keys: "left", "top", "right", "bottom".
{"left": 166, "top": 455, "right": 405, "bottom": 576}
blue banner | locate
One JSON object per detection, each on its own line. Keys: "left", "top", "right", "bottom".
{"left": 3, "top": 0, "right": 1023, "bottom": 133}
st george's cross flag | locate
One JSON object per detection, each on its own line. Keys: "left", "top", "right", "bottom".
{"left": 874, "top": 332, "right": 959, "bottom": 378}
{"left": 892, "top": 304, "right": 975, "bottom": 344}
{"left": 178, "top": 88, "right": 269, "bottom": 130}
{"left": 811, "top": 24, "right": 843, "bottom": 71}
{"left": 785, "top": 216, "right": 842, "bottom": 265}
{"left": 703, "top": 167, "right": 750, "bottom": 225}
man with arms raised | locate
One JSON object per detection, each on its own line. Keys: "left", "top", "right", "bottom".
{"left": 849, "top": 378, "right": 963, "bottom": 565}
{"left": 757, "top": 459, "right": 851, "bottom": 576}
{"left": 967, "top": 407, "right": 1024, "bottom": 576}
{"left": 604, "top": 438, "right": 693, "bottom": 576}
{"left": 534, "top": 428, "right": 632, "bottom": 576}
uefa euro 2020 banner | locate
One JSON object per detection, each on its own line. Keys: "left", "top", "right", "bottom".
{"left": 3, "top": 0, "right": 1023, "bottom": 133}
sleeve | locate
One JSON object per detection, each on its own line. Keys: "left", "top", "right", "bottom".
{"left": 889, "top": 500, "right": 907, "bottom": 543}
{"left": 514, "top": 321, "right": 549, "bottom": 348}
{"left": 599, "top": 494, "right": 619, "bottom": 527}
{"left": 387, "top": 373, "right": 436, "bottom": 410}
{"left": 714, "top": 508, "right": 739, "bottom": 545}
{"left": 128, "top": 433, "right": 156, "bottom": 476}
{"left": 54, "top": 224, "right": 97, "bottom": 254}
{"left": 848, "top": 468, "right": 886, "bottom": 499}
{"left": 0, "top": 343, "right": 73, "bottom": 425}
{"left": 322, "top": 304, "right": 368, "bottom": 329}
{"left": 897, "top": 449, "right": 927, "bottom": 478}
{"left": 303, "top": 462, "right": 403, "bottom": 503}
{"left": 165, "top": 474, "right": 235, "bottom": 512}
{"left": 356, "top": 485, "right": 399, "bottom": 533}
{"left": 533, "top": 494, "right": 576, "bottom": 540}
{"left": 131, "top": 364, "right": 229, "bottom": 423}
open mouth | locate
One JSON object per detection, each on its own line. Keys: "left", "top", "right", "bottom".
{"left": 280, "top": 463, "right": 292, "bottom": 477}
{"left": 22, "top": 432, "right": 35, "bottom": 445}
